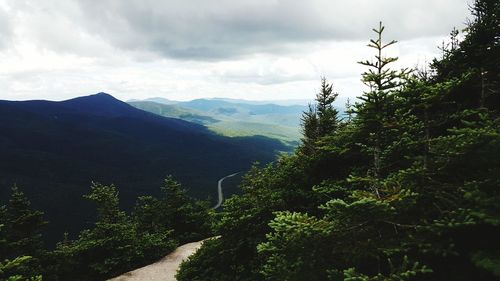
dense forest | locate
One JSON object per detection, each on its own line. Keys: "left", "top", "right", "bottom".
{"left": 1, "top": 0, "right": 498, "bottom": 280}
{"left": 176, "top": 1, "right": 499, "bottom": 280}
{"left": 0, "top": 92, "right": 286, "bottom": 246}
{"left": 1, "top": 178, "right": 214, "bottom": 280}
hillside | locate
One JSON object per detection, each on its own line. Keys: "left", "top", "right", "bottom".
{"left": 0, "top": 93, "right": 287, "bottom": 244}
{"left": 128, "top": 99, "right": 309, "bottom": 144}
{"left": 176, "top": 5, "right": 500, "bottom": 281}
{"left": 1, "top": 1, "right": 498, "bottom": 281}
{"left": 127, "top": 101, "right": 219, "bottom": 125}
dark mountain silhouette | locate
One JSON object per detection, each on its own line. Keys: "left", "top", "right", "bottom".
{"left": 0, "top": 93, "right": 287, "bottom": 245}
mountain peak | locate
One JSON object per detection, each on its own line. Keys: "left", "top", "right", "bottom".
{"left": 62, "top": 92, "right": 119, "bottom": 104}
{"left": 84, "top": 92, "right": 117, "bottom": 100}
{"left": 61, "top": 92, "right": 135, "bottom": 117}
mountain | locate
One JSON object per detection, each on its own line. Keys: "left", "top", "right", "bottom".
{"left": 0, "top": 93, "right": 287, "bottom": 244}
{"left": 128, "top": 97, "right": 179, "bottom": 105}
{"left": 128, "top": 101, "right": 219, "bottom": 125}
{"left": 210, "top": 98, "right": 312, "bottom": 106}
{"left": 129, "top": 99, "right": 308, "bottom": 145}
{"left": 177, "top": 99, "right": 306, "bottom": 118}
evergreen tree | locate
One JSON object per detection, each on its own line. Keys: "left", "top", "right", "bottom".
{"left": 353, "top": 21, "right": 410, "bottom": 197}
{"left": 345, "top": 98, "right": 354, "bottom": 122}
{"left": 84, "top": 182, "right": 125, "bottom": 224}
{"left": 0, "top": 223, "right": 42, "bottom": 281}
{"left": 300, "top": 104, "right": 319, "bottom": 154}
{"left": 47, "top": 182, "right": 176, "bottom": 280}
{"left": 432, "top": 0, "right": 499, "bottom": 110}
{"left": 2, "top": 187, "right": 46, "bottom": 259}
{"left": 0, "top": 253, "right": 42, "bottom": 281}
{"left": 316, "top": 77, "right": 340, "bottom": 136}
{"left": 300, "top": 77, "right": 340, "bottom": 155}
{"left": 134, "top": 175, "right": 212, "bottom": 243}
{"left": 0, "top": 187, "right": 46, "bottom": 279}
{"left": 178, "top": 6, "right": 500, "bottom": 280}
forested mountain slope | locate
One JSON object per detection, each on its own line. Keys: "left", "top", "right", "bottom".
{"left": 177, "top": 1, "right": 500, "bottom": 280}
{"left": 0, "top": 93, "right": 286, "bottom": 244}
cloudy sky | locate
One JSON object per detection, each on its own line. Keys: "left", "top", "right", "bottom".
{"left": 0, "top": 0, "right": 471, "bottom": 102}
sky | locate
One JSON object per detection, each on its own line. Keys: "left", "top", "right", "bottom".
{"left": 0, "top": 0, "right": 472, "bottom": 102}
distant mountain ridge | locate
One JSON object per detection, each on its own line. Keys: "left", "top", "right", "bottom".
{"left": 177, "top": 99, "right": 306, "bottom": 116}
{"left": 0, "top": 93, "right": 287, "bottom": 245}
{"left": 127, "top": 100, "right": 219, "bottom": 125}
{"left": 210, "top": 98, "right": 312, "bottom": 106}
{"left": 127, "top": 97, "right": 311, "bottom": 106}
{"left": 128, "top": 97, "right": 179, "bottom": 105}
{"left": 128, "top": 98, "right": 313, "bottom": 144}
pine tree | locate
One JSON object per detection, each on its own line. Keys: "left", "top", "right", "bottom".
{"left": 1, "top": 187, "right": 46, "bottom": 258}
{"left": 47, "top": 182, "right": 176, "bottom": 280}
{"left": 0, "top": 187, "right": 46, "bottom": 280}
{"left": 83, "top": 182, "right": 126, "bottom": 224}
{"left": 300, "top": 104, "right": 319, "bottom": 154}
{"left": 354, "top": 22, "right": 410, "bottom": 196}
{"left": 177, "top": 6, "right": 500, "bottom": 281}
{"left": 300, "top": 77, "right": 340, "bottom": 154}
{"left": 345, "top": 98, "right": 353, "bottom": 122}
{"left": 134, "top": 176, "right": 212, "bottom": 243}
{"left": 468, "top": 0, "right": 500, "bottom": 109}
{"left": 316, "top": 77, "right": 339, "bottom": 136}
{"left": 432, "top": 0, "right": 499, "bottom": 110}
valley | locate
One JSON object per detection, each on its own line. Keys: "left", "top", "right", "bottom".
{"left": 128, "top": 98, "right": 311, "bottom": 145}
{"left": 1, "top": 1, "right": 497, "bottom": 280}
{"left": 0, "top": 93, "right": 290, "bottom": 245}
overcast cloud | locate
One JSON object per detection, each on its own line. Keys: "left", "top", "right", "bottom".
{"left": 0, "top": 0, "right": 471, "bottom": 102}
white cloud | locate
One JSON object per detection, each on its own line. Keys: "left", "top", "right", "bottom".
{"left": 0, "top": 0, "right": 472, "bottom": 102}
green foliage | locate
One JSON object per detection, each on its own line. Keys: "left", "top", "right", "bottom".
{"left": 176, "top": 238, "right": 229, "bottom": 281}
{"left": 178, "top": 156, "right": 321, "bottom": 281}
{"left": 178, "top": 3, "right": 500, "bottom": 280}
{"left": 0, "top": 187, "right": 46, "bottom": 280}
{"left": 0, "top": 255, "right": 42, "bottom": 281}
{"left": 4, "top": 1, "right": 499, "bottom": 280}
{"left": 84, "top": 182, "right": 124, "bottom": 223}
{"left": 300, "top": 77, "right": 340, "bottom": 155}
{"left": 357, "top": 22, "right": 410, "bottom": 92}
{"left": 355, "top": 21, "right": 411, "bottom": 183}
{"left": 0, "top": 93, "right": 286, "bottom": 246}
{"left": 45, "top": 182, "right": 177, "bottom": 280}
{"left": 471, "top": 251, "right": 500, "bottom": 277}
{"left": 301, "top": 104, "right": 319, "bottom": 149}
{"left": 40, "top": 177, "right": 213, "bottom": 280}
{"left": 2, "top": 177, "right": 213, "bottom": 280}
{"left": 337, "top": 257, "right": 432, "bottom": 281}
{"left": 134, "top": 176, "right": 213, "bottom": 243}
{"left": 316, "top": 77, "right": 340, "bottom": 136}
{"left": 1, "top": 187, "right": 47, "bottom": 259}
{"left": 257, "top": 212, "right": 332, "bottom": 281}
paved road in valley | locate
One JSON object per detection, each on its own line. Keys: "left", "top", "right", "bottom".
{"left": 213, "top": 172, "right": 240, "bottom": 209}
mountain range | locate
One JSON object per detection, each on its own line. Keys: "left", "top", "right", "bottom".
{"left": 128, "top": 98, "right": 316, "bottom": 145}
{"left": 0, "top": 93, "right": 288, "bottom": 244}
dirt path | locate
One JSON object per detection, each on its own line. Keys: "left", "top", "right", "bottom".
{"left": 109, "top": 171, "right": 235, "bottom": 281}
{"left": 108, "top": 240, "right": 203, "bottom": 281}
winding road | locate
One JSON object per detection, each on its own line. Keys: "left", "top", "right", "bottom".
{"left": 212, "top": 172, "right": 240, "bottom": 209}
